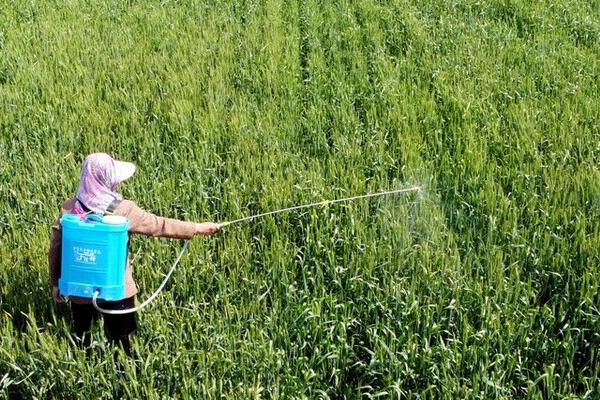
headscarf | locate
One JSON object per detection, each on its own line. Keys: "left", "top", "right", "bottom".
{"left": 73, "top": 153, "right": 136, "bottom": 215}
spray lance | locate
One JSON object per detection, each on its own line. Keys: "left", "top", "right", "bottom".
{"left": 84, "top": 186, "right": 421, "bottom": 314}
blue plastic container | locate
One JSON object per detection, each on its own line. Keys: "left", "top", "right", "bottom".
{"left": 59, "top": 213, "right": 130, "bottom": 301}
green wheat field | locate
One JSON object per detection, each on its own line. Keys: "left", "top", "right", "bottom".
{"left": 1, "top": 0, "right": 599, "bottom": 398}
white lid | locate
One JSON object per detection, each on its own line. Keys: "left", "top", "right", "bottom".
{"left": 102, "top": 215, "right": 128, "bottom": 225}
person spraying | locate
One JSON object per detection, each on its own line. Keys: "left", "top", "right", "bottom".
{"left": 48, "top": 153, "right": 220, "bottom": 355}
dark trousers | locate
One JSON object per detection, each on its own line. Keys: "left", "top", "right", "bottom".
{"left": 71, "top": 297, "right": 137, "bottom": 356}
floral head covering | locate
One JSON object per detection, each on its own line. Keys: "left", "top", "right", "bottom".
{"left": 73, "top": 153, "right": 136, "bottom": 215}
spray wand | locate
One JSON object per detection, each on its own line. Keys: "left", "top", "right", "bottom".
{"left": 92, "top": 186, "right": 421, "bottom": 314}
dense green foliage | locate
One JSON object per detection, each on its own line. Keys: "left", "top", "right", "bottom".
{"left": 1, "top": 0, "right": 599, "bottom": 398}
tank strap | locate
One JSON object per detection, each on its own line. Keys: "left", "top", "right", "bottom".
{"left": 106, "top": 199, "right": 122, "bottom": 214}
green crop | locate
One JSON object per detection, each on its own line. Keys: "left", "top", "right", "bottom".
{"left": 1, "top": 0, "right": 599, "bottom": 398}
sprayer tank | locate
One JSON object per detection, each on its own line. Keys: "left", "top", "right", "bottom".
{"left": 58, "top": 213, "right": 129, "bottom": 301}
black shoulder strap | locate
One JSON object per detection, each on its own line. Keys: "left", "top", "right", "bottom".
{"left": 76, "top": 199, "right": 91, "bottom": 213}
{"left": 106, "top": 199, "right": 122, "bottom": 214}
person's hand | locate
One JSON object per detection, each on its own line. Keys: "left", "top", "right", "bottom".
{"left": 52, "top": 286, "right": 66, "bottom": 303}
{"left": 195, "top": 222, "right": 221, "bottom": 236}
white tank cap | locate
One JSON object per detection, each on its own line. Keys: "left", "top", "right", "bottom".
{"left": 102, "top": 215, "right": 128, "bottom": 225}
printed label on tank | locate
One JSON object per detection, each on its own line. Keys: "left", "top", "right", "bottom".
{"left": 73, "top": 247, "right": 101, "bottom": 265}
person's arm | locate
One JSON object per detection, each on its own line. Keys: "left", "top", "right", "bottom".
{"left": 49, "top": 217, "right": 65, "bottom": 303}
{"left": 120, "top": 200, "right": 219, "bottom": 239}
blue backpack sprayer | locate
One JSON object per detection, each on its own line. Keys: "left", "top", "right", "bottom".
{"left": 59, "top": 213, "right": 130, "bottom": 301}
{"left": 58, "top": 186, "right": 421, "bottom": 315}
